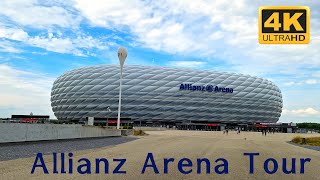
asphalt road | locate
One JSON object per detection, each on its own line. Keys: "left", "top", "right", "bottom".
{"left": 0, "top": 131, "right": 320, "bottom": 180}
{"left": 0, "top": 136, "right": 137, "bottom": 161}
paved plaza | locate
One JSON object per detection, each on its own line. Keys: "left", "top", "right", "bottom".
{"left": 0, "top": 136, "right": 137, "bottom": 161}
{"left": 0, "top": 130, "right": 320, "bottom": 180}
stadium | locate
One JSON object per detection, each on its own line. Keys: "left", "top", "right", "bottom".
{"left": 51, "top": 65, "right": 283, "bottom": 129}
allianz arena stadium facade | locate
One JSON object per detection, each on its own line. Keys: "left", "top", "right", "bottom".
{"left": 51, "top": 65, "right": 283, "bottom": 125}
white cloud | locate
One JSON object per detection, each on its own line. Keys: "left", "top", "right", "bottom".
{"left": 31, "top": 51, "right": 48, "bottom": 55}
{"left": 283, "top": 108, "right": 320, "bottom": 116}
{"left": 284, "top": 79, "right": 320, "bottom": 86}
{"left": 280, "top": 107, "right": 320, "bottom": 123}
{"left": 0, "top": 0, "right": 318, "bottom": 74}
{"left": 0, "top": 27, "right": 28, "bottom": 41}
{"left": 0, "top": 64, "right": 56, "bottom": 118}
{"left": 305, "top": 79, "right": 320, "bottom": 85}
{"left": 0, "top": 27, "right": 108, "bottom": 56}
{"left": 74, "top": 0, "right": 237, "bottom": 54}
{"left": 0, "top": 41, "right": 22, "bottom": 53}
{"left": 284, "top": 82, "right": 299, "bottom": 86}
{"left": 73, "top": 0, "right": 320, "bottom": 77}
{"left": 0, "top": 0, "right": 81, "bottom": 29}
{"left": 168, "top": 61, "right": 206, "bottom": 68}
{"left": 313, "top": 72, "right": 320, "bottom": 78}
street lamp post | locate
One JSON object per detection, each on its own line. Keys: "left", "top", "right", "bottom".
{"left": 117, "top": 47, "right": 127, "bottom": 129}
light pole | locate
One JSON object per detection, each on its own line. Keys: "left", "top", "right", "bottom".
{"left": 117, "top": 47, "right": 127, "bottom": 129}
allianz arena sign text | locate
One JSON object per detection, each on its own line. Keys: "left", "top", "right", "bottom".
{"left": 179, "top": 84, "right": 234, "bottom": 93}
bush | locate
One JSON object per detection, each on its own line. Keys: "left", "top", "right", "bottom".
{"left": 291, "top": 136, "right": 302, "bottom": 144}
{"left": 134, "top": 130, "right": 146, "bottom": 136}
{"left": 304, "top": 137, "right": 320, "bottom": 146}
{"left": 123, "top": 125, "right": 133, "bottom": 129}
{"left": 291, "top": 136, "right": 320, "bottom": 146}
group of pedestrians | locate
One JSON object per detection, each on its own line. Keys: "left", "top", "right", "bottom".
{"left": 223, "top": 129, "right": 229, "bottom": 135}
{"left": 223, "top": 128, "right": 241, "bottom": 135}
{"left": 222, "top": 128, "right": 277, "bottom": 136}
{"left": 262, "top": 129, "right": 276, "bottom": 136}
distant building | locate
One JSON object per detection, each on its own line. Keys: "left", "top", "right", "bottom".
{"left": 11, "top": 115, "right": 49, "bottom": 123}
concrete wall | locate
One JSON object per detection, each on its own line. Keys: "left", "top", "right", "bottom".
{"left": 0, "top": 124, "right": 121, "bottom": 143}
{"left": 133, "top": 127, "right": 168, "bottom": 131}
{"left": 121, "top": 129, "right": 134, "bottom": 136}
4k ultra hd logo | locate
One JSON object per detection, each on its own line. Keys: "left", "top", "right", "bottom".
{"left": 259, "top": 6, "right": 310, "bottom": 44}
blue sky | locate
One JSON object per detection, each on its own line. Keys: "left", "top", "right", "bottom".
{"left": 0, "top": 0, "right": 319, "bottom": 123}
